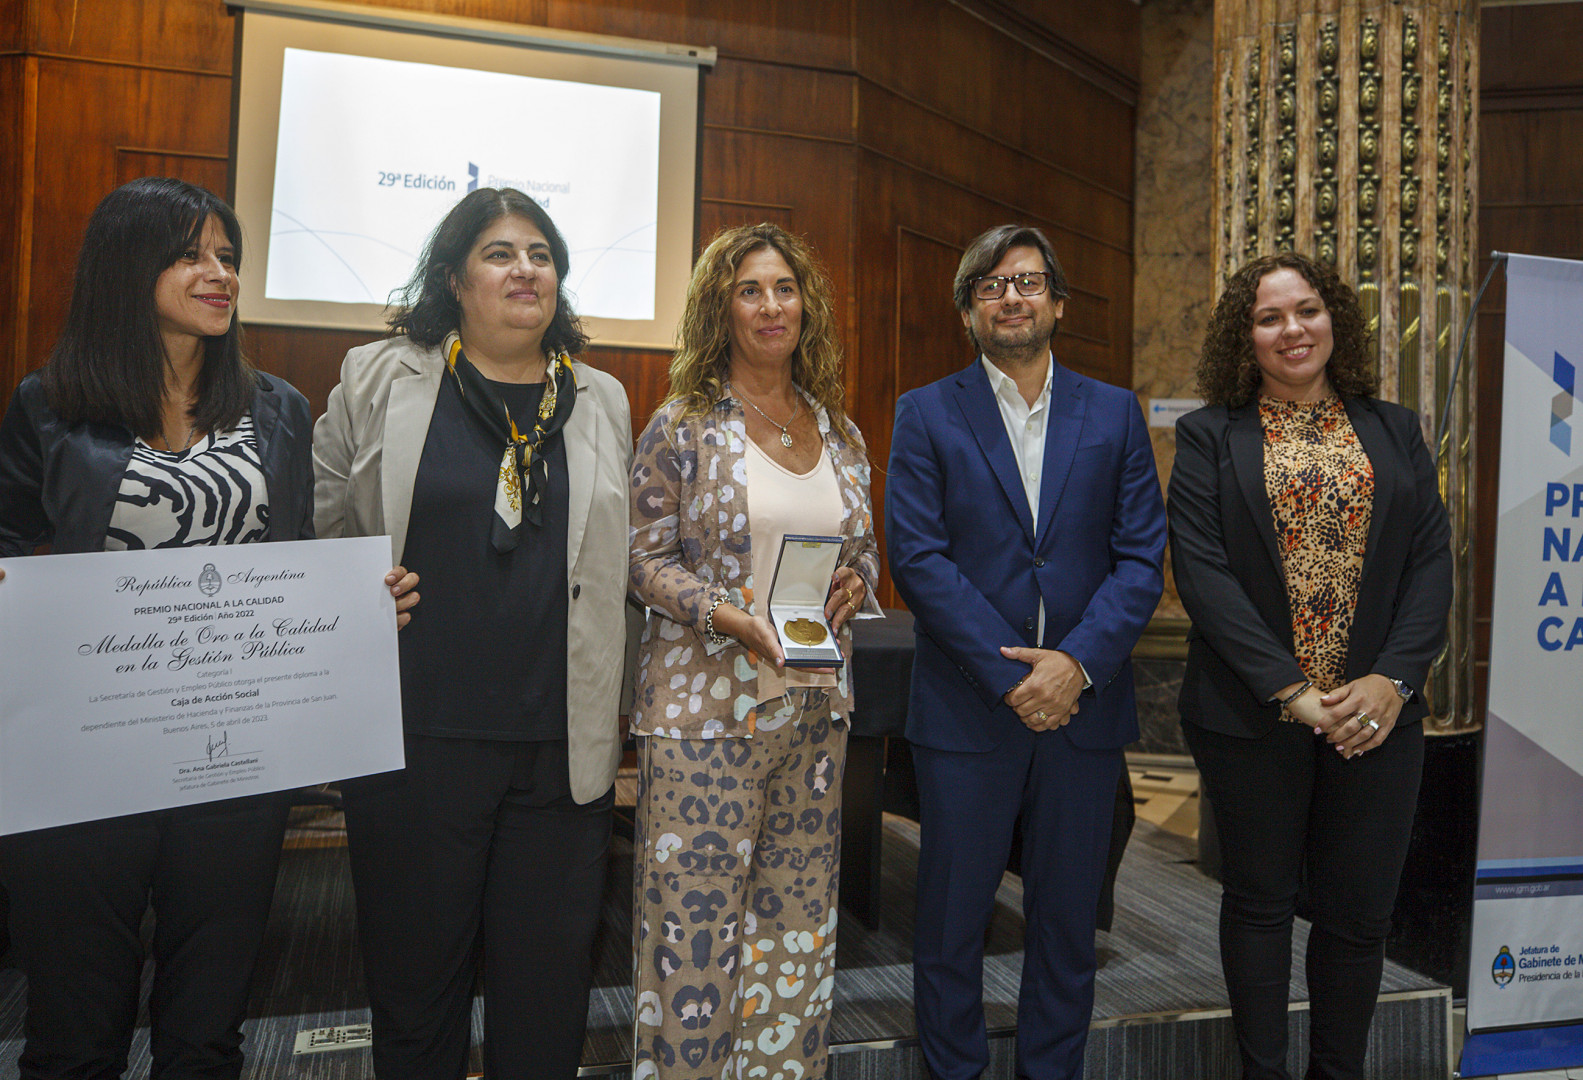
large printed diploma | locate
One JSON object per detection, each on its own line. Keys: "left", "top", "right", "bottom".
{"left": 0, "top": 537, "right": 405, "bottom": 834}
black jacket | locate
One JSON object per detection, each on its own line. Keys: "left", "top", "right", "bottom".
{"left": 0, "top": 370, "right": 315, "bottom": 556}
{"left": 1168, "top": 395, "right": 1453, "bottom": 737}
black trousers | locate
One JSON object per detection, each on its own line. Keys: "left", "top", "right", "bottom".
{"left": 0, "top": 793, "right": 291, "bottom": 1080}
{"left": 340, "top": 735, "right": 612, "bottom": 1080}
{"left": 1183, "top": 718, "right": 1424, "bottom": 1080}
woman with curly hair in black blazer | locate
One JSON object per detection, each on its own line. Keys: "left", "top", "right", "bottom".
{"left": 1168, "top": 251, "right": 1453, "bottom": 1080}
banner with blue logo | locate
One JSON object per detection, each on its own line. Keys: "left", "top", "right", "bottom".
{"left": 1462, "top": 254, "right": 1583, "bottom": 1075}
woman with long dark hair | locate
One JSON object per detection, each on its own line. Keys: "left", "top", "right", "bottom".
{"left": 314, "top": 187, "right": 635, "bottom": 1080}
{"left": 0, "top": 176, "right": 416, "bottom": 1079}
{"left": 1169, "top": 251, "right": 1453, "bottom": 1080}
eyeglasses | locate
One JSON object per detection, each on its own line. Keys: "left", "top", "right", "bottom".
{"left": 970, "top": 272, "right": 1051, "bottom": 301}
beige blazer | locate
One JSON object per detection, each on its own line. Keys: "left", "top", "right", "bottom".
{"left": 313, "top": 335, "right": 636, "bottom": 803}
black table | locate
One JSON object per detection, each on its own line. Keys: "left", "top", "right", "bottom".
{"left": 839, "top": 609, "right": 916, "bottom": 928}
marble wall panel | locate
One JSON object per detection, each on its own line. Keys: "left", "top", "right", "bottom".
{"left": 1134, "top": 0, "right": 1215, "bottom": 620}
{"left": 1130, "top": 657, "right": 1189, "bottom": 757}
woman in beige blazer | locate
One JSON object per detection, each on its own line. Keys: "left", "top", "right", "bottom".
{"left": 313, "top": 188, "right": 634, "bottom": 1080}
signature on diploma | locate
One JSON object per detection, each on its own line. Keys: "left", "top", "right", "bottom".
{"left": 172, "top": 730, "right": 262, "bottom": 770}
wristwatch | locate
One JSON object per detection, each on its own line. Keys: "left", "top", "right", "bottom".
{"left": 1387, "top": 677, "right": 1413, "bottom": 702}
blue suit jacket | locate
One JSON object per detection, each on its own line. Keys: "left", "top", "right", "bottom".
{"left": 886, "top": 358, "right": 1166, "bottom": 752}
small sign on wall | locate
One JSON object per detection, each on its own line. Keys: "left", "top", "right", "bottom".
{"left": 1146, "top": 398, "right": 1205, "bottom": 428}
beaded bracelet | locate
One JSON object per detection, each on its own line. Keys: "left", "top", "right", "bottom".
{"left": 703, "top": 595, "right": 731, "bottom": 647}
{"left": 1277, "top": 680, "right": 1313, "bottom": 707}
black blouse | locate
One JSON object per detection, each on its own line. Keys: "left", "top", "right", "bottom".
{"left": 397, "top": 375, "right": 570, "bottom": 740}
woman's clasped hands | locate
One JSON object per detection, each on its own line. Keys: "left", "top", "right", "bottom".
{"left": 1281, "top": 673, "right": 1405, "bottom": 759}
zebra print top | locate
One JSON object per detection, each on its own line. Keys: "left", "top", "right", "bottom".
{"left": 104, "top": 414, "right": 270, "bottom": 550}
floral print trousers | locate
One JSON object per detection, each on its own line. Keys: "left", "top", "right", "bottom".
{"left": 633, "top": 690, "right": 847, "bottom": 1080}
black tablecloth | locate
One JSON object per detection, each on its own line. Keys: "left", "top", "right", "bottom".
{"left": 848, "top": 609, "right": 914, "bottom": 737}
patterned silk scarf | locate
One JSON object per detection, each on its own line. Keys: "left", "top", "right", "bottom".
{"left": 443, "top": 332, "right": 577, "bottom": 552}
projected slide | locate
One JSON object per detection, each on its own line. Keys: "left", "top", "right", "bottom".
{"left": 265, "top": 49, "right": 660, "bottom": 321}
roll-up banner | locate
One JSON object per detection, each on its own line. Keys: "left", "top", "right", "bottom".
{"left": 1460, "top": 253, "right": 1583, "bottom": 1077}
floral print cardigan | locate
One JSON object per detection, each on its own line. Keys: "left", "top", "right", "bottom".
{"left": 628, "top": 388, "right": 881, "bottom": 738}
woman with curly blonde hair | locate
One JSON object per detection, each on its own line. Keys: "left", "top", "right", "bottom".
{"left": 1169, "top": 251, "right": 1452, "bottom": 1080}
{"left": 664, "top": 222, "right": 848, "bottom": 422}
{"left": 627, "top": 223, "right": 880, "bottom": 1080}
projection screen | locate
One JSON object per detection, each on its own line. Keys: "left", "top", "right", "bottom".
{"left": 230, "top": 0, "right": 711, "bottom": 348}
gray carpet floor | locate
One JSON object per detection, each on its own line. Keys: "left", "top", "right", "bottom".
{"left": 0, "top": 815, "right": 1444, "bottom": 1078}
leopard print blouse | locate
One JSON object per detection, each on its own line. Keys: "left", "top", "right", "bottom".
{"left": 1261, "top": 396, "right": 1374, "bottom": 702}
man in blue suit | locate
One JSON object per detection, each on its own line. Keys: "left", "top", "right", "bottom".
{"left": 886, "top": 225, "right": 1166, "bottom": 1080}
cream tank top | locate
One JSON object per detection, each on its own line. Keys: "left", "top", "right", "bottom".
{"left": 744, "top": 434, "right": 843, "bottom": 699}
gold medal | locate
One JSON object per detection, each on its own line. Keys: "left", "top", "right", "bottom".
{"left": 784, "top": 618, "right": 829, "bottom": 646}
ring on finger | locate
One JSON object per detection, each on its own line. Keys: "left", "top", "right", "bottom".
{"left": 1035, "top": 709, "right": 1047, "bottom": 722}
{"left": 1354, "top": 711, "right": 1370, "bottom": 728}
{"left": 1365, "top": 717, "right": 1380, "bottom": 733}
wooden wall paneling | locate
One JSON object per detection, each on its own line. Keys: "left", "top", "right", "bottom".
{"left": 857, "top": 82, "right": 1132, "bottom": 246}
{"left": 697, "top": 201, "right": 797, "bottom": 236}
{"left": 679, "top": 0, "right": 852, "bottom": 70}
{"left": 702, "top": 58, "right": 856, "bottom": 141}
{"left": 0, "top": 0, "right": 29, "bottom": 51}
{"left": 1479, "top": 204, "right": 1583, "bottom": 260}
{"left": 1481, "top": 110, "right": 1583, "bottom": 207}
{"left": 535, "top": 0, "right": 684, "bottom": 46}
{"left": 31, "top": 0, "right": 232, "bottom": 71}
{"left": 1482, "top": 6, "right": 1583, "bottom": 100}
{"left": 115, "top": 150, "right": 228, "bottom": 194}
{"left": 700, "top": 128, "right": 855, "bottom": 219}
{"left": 23, "top": 0, "right": 850, "bottom": 82}
{"left": 855, "top": 0, "right": 1137, "bottom": 196}
{"left": 580, "top": 346, "right": 674, "bottom": 438}
{"left": 347, "top": 0, "right": 841, "bottom": 61}
{"left": 942, "top": 0, "right": 1138, "bottom": 106}
{"left": 1, "top": 55, "right": 36, "bottom": 407}
{"left": 21, "top": 58, "right": 231, "bottom": 379}
{"left": 988, "top": 0, "right": 1141, "bottom": 79}
{"left": 893, "top": 225, "right": 974, "bottom": 396}
{"left": 1057, "top": 283, "right": 1118, "bottom": 376}
{"left": 241, "top": 326, "right": 382, "bottom": 419}
{"left": 540, "top": 0, "right": 852, "bottom": 70}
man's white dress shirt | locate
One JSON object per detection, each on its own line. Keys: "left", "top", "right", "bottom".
{"left": 981, "top": 354, "right": 1091, "bottom": 690}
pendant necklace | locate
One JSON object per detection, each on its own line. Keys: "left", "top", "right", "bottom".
{"left": 160, "top": 421, "right": 198, "bottom": 453}
{"left": 735, "top": 385, "right": 800, "bottom": 448}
